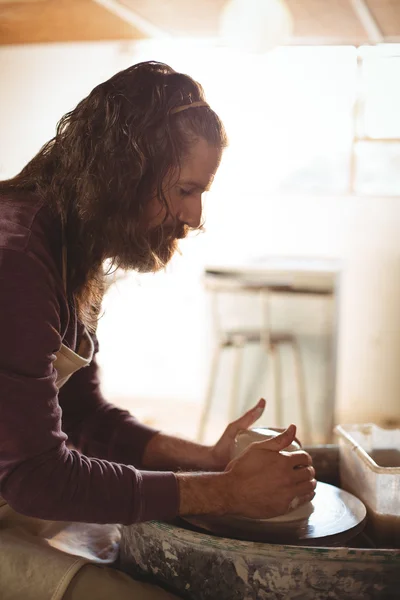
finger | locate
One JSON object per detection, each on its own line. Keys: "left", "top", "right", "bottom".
{"left": 296, "top": 479, "right": 317, "bottom": 496}
{"left": 257, "top": 424, "right": 296, "bottom": 452}
{"left": 296, "top": 491, "right": 316, "bottom": 506}
{"left": 264, "top": 428, "right": 302, "bottom": 447}
{"left": 226, "top": 398, "right": 266, "bottom": 437}
{"left": 289, "top": 450, "right": 313, "bottom": 468}
{"left": 292, "top": 466, "right": 315, "bottom": 484}
{"left": 225, "top": 458, "right": 235, "bottom": 472}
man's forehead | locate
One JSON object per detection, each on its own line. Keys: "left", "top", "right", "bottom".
{"left": 180, "top": 143, "right": 221, "bottom": 189}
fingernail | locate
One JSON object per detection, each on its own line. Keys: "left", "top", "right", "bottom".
{"left": 254, "top": 406, "right": 264, "bottom": 418}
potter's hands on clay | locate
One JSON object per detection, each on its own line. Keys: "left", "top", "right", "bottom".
{"left": 208, "top": 398, "right": 266, "bottom": 471}
{"left": 223, "top": 424, "right": 316, "bottom": 519}
{"left": 176, "top": 424, "right": 315, "bottom": 519}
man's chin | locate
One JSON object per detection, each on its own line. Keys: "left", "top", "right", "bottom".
{"left": 135, "top": 258, "right": 167, "bottom": 274}
{"left": 117, "top": 241, "right": 177, "bottom": 273}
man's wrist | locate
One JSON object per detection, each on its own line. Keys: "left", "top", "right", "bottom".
{"left": 176, "top": 471, "right": 232, "bottom": 516}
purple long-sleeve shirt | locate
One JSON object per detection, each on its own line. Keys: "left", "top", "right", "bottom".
{"left": 0, "top": 190, "right": 179, "bottom": 524}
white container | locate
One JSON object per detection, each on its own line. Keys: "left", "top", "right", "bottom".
{"left": 335, "top": 423, "right": 400, "bottom": 547}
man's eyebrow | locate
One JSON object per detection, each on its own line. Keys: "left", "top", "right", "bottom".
{"left": 178, "top": 179, "right": 212, "bottom": 192}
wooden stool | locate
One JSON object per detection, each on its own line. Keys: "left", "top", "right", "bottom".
{"left": 197, "top": 272, "right": 311, "bottom": 443}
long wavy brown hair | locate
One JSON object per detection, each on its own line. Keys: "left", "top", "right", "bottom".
{"left": 0, "top": 61, "right": 227, "bottom": 331}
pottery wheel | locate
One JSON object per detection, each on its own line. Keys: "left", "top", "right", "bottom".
{"left": 182, "top": 482, "right": 367, "bottom": 546}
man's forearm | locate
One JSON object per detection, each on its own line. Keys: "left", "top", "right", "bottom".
{"left": 176, "top": 471, "right": 232, "bottom": 515}
{"left": 142, "top": 433, "right": 234, "bottom": 516}
{"left": 142, "top": 432, "right": 217, "bottom": 471}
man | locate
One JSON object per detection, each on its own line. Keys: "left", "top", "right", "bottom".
{"left": 0, "top": 61, "right": 315, "bottom": 599}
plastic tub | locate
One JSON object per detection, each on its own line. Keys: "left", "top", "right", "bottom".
{"left": 335, "top": 423, "right": 400, "bottom": 547}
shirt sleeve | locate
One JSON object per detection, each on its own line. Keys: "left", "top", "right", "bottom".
{"left": 0, "top": 249, "right": 179, "bottom": 524}
{"left": 58, "top": 337, "right": 159, "bottom": 469}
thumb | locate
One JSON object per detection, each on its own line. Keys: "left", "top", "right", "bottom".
{"left": 232, "top": 398, "right": 266, "bottom": 431}
{"left": 223, "top": 398, "right": 266, "bottom": 440}
{"left": 258, "top": 424, "right": 297, "bottom": 451}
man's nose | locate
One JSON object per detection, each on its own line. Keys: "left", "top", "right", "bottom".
{"left": 178, "top": 196, "right": 202, "bottom": 229}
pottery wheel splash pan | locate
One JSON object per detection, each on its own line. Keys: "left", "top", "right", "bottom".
{"left": 182, "top": 482, "right": 367, "bottom": 546}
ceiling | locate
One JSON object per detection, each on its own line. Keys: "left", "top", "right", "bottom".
{"left": 0, "top": 0, "right": 144, "bottom": 44}
{"left": 1, "top": 0, "right": 400, "bottom": 46}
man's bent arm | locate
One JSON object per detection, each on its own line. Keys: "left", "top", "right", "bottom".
{"left": 142, "top": 432, "right": 217, "bottom": 471}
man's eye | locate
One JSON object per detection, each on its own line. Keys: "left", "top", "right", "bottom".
{"left": 179, "top": 188, "right": 192, "bottom": 196}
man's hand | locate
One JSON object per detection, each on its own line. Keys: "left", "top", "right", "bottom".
{"left": 177, "top": 425, "right": 316, "bottom": 519}
{"left": 142, "top": 398, "right": 266, "bottom": 472}
{"left": 224, "top": 425, "right": 316, "bottom": 518}
{"left": 208, "top": 398, "right": 266, "bottom": 470}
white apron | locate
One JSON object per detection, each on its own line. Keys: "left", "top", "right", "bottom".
{"left": 0, "top": 244, "right": 121, "bottom": 600}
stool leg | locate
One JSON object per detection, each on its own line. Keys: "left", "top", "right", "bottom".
{"left": 229, "top": 339, "right": 244, "bottom": 422}
{"left": 291, "top": 338, "right": 311, "bottom": 444}
{"left": 271, "top": 344, "right": 283, "bottom": 428}
{"left": 197, "top": 343, "right": 223, "bottom": 442}
{"left": 241, "top": 349, "right": 267, "bottom": 415}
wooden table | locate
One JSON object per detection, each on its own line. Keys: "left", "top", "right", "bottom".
{"left": 204, "top": 256, "right": 340, "bottom": 294}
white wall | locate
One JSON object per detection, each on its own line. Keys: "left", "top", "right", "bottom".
{"left": 217, "top": 191, "right": 400, "bottom": 427}
{"left": 1, "top": 41, "right": 399, "bottom": 438}
{"left": 0, "top": 43, "right": 127, "bottom": 178}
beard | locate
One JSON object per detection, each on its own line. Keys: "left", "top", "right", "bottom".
{"left": 113, "top": 220, "right": 189, "bottom": 273}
